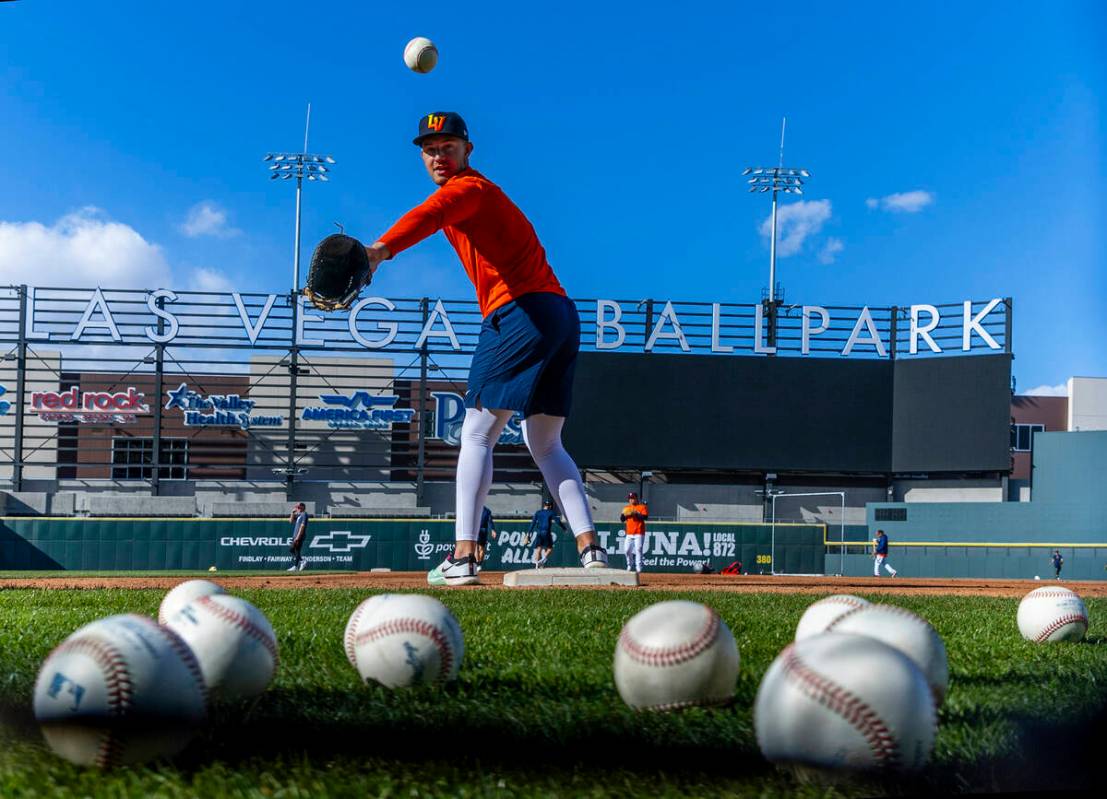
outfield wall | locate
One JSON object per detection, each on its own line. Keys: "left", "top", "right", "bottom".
{"left": 854, "top": 431, "right": 1107, "bottom": 581}
{"left": 0, "top": 518, "right": 825, "bottom": 574}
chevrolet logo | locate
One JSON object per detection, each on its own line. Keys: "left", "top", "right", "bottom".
{"left": 310, "top": 531, "right": 372, "bottom": 553}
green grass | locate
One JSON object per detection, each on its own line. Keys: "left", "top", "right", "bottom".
{"left": 1, "top": 588, "right": 1105, "bottom": 798}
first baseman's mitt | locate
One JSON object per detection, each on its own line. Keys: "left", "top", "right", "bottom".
{"left": 304, "top": 233, "right": 372, "bottom": 312}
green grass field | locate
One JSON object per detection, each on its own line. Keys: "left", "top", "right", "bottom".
{"left": 1, "top": 587, "right": 1104, "bottom": 798}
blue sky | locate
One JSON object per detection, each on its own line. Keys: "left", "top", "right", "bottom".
{"left": 0, "top": 0, "right": 1103, "bottom": 392}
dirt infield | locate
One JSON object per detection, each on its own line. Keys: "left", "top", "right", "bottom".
{"left": 3, "top": 571, "right": 1106, "bottom": 597}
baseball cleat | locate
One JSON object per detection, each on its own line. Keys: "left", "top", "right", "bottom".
{"left": 579, "top": 544, "right": 609, "bottom": 569}
{"left": 286, "top": 565, "right": 297, "bottom": 572}
{"left": 427, "top": 554, "right": 480, "bottom": 586}
{"left": 298, "top": 561, "right": 307, "bottom": 571}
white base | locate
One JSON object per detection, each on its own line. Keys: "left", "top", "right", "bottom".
{"left": 503, "top": 568, "right": 639, "bottom": 587}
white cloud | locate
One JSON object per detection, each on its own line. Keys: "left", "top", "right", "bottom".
{"left": 180, "top": 201, "right": 240, "bottom": 238}
{"left": 1023, "top": 383, "right": 1068, "bottom": 397}
{"left": 818, "top": 237, "right": 844, "bottom": 265}
{"left": 866, "top": 190, "right": 935, "bottom": 213}
{"left": 759, "top": 199, "right": 832, "bottom": 257}
{"left": 188, "top": 266, "right": 235, "bottom": 293}
{"left": 0, "top": 207, "right": 172, "bottom": 288}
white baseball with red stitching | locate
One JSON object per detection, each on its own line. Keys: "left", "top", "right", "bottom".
{"left": 344, "top": 595, "right": 392, "bottom": 668}
{"left": 755, "top": 633, "right": 936, "bottom": 773}
{"left": 351, "top": 594, "right": 464, "bottom": 688}
{"left": 614, "top": 600, "right": 739, "bottom": 711}
{"left": 1017, "top": 586, "right": 1088, "bottom": 643}
{"left": 165, "top": 595, "right": 279, "bottom": 701}
{"left": 158, "top": 579, "right": 226, "bottom": 626}
{"left": 794, "top": 594, "right": 871, "bottom": 641}
{"left": 826, "top": 604, "right": 949, "bottom": 706}
{"left": 33, "top": 614, "right": 206, "bottom": 767}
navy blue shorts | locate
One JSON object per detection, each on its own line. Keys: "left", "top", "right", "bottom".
{"left": 530, "top": 532, "right": 554, "bottom": 549}
{"left": 466, "top": 292, "right": 580, "bottom": 418}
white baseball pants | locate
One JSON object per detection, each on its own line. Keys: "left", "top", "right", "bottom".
{"left": 874, "top": 554, "right": 897, "bottom": 576}
{"left": 625, "top": 534, "right": 644, "bottom": 572}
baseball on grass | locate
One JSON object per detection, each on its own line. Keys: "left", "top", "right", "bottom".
{"left": 614, "top": 600, "right": 739, "bottom": 711}
{"left": 34, "top": 614, "right": 207, "bottom": 767}
{"left": 755, "top": 633, "right": 936, "bottom": 773}
{"left": 794, "top": 594, "right": 871, "bottom": 641}
{"left": 824, "top": 604, "right": 949, "bottom": 706}
{"left": 349, "top": 594, "right": 464, "bottom": 687}
{"left": 344, "top": 594, "right": 393, "bottom": 668}
{"left": 158, "top": 579, "right": 226, "bottom": 626}
{"left": 164, "top": 595, "right": 279, "bottom": 701}
{"left": 1017, "top": 585, "right": 1088, "bottom": 643}
{"left": 404, "top": 37, "right": 438, "bottom": 73}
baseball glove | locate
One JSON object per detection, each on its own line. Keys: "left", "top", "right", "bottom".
{"left": 304, "top": 233, "right": 372, "bottom": 312}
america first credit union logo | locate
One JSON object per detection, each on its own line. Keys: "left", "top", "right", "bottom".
{"left": 0, "top": 385, "right": 9, "bottom": 416}
{"left": 302, "top": 392, "right": 416, "bottom": 430}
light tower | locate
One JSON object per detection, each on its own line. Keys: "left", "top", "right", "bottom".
{"left": 264, "top": 103, "right": 336, "bottom": 291}
{"left": 743, "top": 118, "right": 810, "bottom": 351}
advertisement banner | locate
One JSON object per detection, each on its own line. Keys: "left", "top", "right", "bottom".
{"left": 0, "top": 518, "right": 826, "bottom": 574}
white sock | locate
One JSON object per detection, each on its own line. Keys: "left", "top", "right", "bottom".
{"left": 522, "top": 414, "right": 596, "bottom": 537}
{"left": 455, "top": 407, "right": 513, "bottom": 542}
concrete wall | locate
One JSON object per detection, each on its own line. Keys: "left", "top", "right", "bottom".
{"left": 1069, "top": 377, "right": 1107, "bottom": 431}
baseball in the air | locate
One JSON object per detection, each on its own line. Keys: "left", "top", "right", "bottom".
{"left": 1017, "top": 586, "right": 1089, "bottom": 643}
{"left": 164, "top": 595, "right": 279, "bottom": 701}
{"left": 349, "top": 594, "right": 463, "bottom": 688}
{"left": 158, "top": 579, "right": 226, "bottom": 625}
{"left": 755, "top": 633, "right": 936, "bottom": 773}
{"left": 825, "top": 604, "right": 949, "bottom": 706}
{"left": 794, "top": 594, "right": 871, "bottom": 641}
{"left": 404, "top": 37, "right": 438, "bottom": 73}
{"left": 33, "top": 614, "right": 207, "bottom": 767}
{"left": 614, "top": 600, "right": 739, "bottom": 711}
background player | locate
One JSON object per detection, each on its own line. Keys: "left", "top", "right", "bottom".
{"left": 288, "top": 502, "right": 309, "bottom": 572}
{"left": 524, "top": 499, "right": 564, "bottom": 569}
{"left": 620, "top": 491, "right": 648, "bottom": 573}
{"left": 873, "top": 528, "right": 898, "bottom": 577}
{"left": 476, "top": 505, "right": 497, "bottom": 567}
{"left": 1051, "top": 548, "right": 1064, "bottom": 580}
{"left": 364, "top": 112, "right": 608, "bottom": 586}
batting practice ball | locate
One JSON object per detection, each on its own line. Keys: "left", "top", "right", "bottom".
{"left": 404, "top": 37, "right": 438, "bottom": 73}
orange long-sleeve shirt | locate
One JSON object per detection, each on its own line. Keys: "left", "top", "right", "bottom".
{"left": 377, "top": 168, "right": 566, "bottom": 317}
{"left": 621, "top": 502, "right": 649, "bottom": 536}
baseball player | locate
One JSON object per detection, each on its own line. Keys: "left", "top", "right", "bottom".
{"left": 288, "top": 502, "right": 309, "bottom": 572}
{"left": 524, "top": 499, "right": 564, "bottom": 569}
{"left": 476, "top": 505, "right": 497, "bottom": 567}
{"left": 620, "top": 491, "right": 648, "bottom": 573}
{"left": 1051, "top": 549, "right": 1064, "bottom": 580}
{"left": 872, "top": 528, "right": 898, "bottom": 577}
{"left": 364, "top": 112, "right": 608, "bottom": 586}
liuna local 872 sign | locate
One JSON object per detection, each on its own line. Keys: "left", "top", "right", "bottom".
{"left": 8, "top": 287, "right": 1008, "bottom": 357}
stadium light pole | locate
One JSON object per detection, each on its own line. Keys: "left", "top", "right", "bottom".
{"left": 264, "top": 103, "right": 336, "bottom": 292}
{"left": 742, "top": 118, "right": 810, "bottom": 305}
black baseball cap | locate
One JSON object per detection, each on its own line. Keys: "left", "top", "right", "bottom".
{"left": 413, "top": 111, "right": 469, "bottom": 145}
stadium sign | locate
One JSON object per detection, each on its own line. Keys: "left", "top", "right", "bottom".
{"left": 431, "top": 391, "right": 523, "bottom": 446}
{"left": 0, "top": 384, "right": 9, "bottom": 416}
{"left": 29, "top": 386, "right": 149, "bottom": 424}
{"left": 13, "top": 287, "right": 1007, "bottom": 358}
{"left": 164, "top": 383, "right": 283, "bottom": 430}
{"left": 301, "top": 392, "right": 416, "bottom": 430}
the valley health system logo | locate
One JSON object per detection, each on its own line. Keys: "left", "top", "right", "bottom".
{"left": 302, "top": 392, "right": 416, "bottom": 430}
{"left": 432, "top": 392, "right": 523, "bottom": 446}
{"left": 164, "top": 383, "right": 283, "bottom": 430}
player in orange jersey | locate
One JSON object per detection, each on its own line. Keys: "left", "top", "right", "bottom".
{"left": 363, "top": 112, "right": 608, "bottom": 586}
{"left": 620, "top": 491, "right": 649, "bottom": 573}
